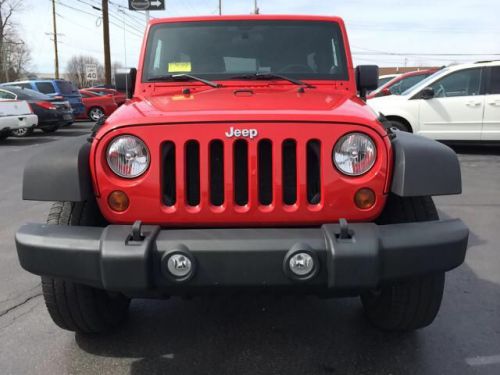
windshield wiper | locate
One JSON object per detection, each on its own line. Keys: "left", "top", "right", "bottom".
{"left": 230, "top": 73, "right": 315, "bottom": 88}
{"left": 147, "top": 74, "right": 222, "bottom": 88}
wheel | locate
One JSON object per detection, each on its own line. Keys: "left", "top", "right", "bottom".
{"left": 11, "top": 128, "right": 33, "bottom": 137}
{"left": 42, "top": 201, "right": 130, "bottom": 334}
{"left": 389, "top": 119, "right": 411, "bottom": 132}
{"left": 360, "top": 195, "right": 445, "bottom": 331}
{"left": 88, "top": 107, "right": 105, "bottom": 122}
{"left": 41, "top": 125, "right": 59, "bottom": 133}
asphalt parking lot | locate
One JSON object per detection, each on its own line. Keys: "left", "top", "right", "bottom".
{"left": 0, "top": 123, "right": 499, "bottom": 375}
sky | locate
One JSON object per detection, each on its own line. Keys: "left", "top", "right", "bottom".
{"left": 11, "top": 0, "right": 500, "bottom": 74}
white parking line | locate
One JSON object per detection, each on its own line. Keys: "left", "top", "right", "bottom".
{"left": 466, "top": 355, "right": 500, "bottom": 366}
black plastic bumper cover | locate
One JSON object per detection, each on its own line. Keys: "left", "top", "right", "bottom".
{"left": 15, "top": 220, "right": 468, "bottom": 293}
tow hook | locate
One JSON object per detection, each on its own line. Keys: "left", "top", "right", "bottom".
{"left": 129, "top": 220, "right": 145, "bottom": 242}
{"left": 338, "top": 218, "right": 353, "bottom": 240}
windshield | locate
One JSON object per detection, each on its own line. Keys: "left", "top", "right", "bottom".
{"left": 377, "top": 76, "right": 395, "bottom": 88}
{"left": 143, "top": 20, "right": 348, "bottom": 82}
{"left": 401, "top": 68, "right": 449, "bottom": 95}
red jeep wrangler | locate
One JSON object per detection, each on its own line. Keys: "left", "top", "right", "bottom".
{"left": 16, "top": 15, "right": 468, "bottom": 334}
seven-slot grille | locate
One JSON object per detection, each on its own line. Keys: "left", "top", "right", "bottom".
{"left": 161, "top": 138, "right": 322, "bottom": 209}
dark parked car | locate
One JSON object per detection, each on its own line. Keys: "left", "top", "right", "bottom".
{"left": 1, "top": 79, "right": 85, "bottom": 119}
{"left": 0, "top": 86, "right": 74, "bottom": 136}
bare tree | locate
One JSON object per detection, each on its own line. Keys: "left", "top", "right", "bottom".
{"left": 66, "top": 55, "right": 105, "bottom": 88}
{"left": 0, "top": 0, "right": 26, "bottom": 82}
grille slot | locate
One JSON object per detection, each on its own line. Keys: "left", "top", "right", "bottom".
{"left": 258, "top": 139, "right": 273, "bottom": 205}
{"left": 233, "top": 139, "right": 249, "bottom": 206}
{"left": 185, "top": 140, "right": 200, "bottom": 206}
{"left": 209, "top": 140, "right": 224, "bottom": 206}
{"left": 282, "top": 139, "right": 297, "bottom": 205}
{"left": 307, "top": 140, "right": 321, "bottom": 204}
{"left": 161, "top": 141, "right": 176, "bottom": 206}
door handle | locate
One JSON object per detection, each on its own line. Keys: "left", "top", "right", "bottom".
{"left": 487, "top": 100, "right": 500, "bottom": 106}
{"left": 466, "top": 101, "right": 482, "bottom": 107}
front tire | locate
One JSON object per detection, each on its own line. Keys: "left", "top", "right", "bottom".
{"left": 42, "top": 201, "right": 130, "bottom": 334}
{"left": 360, "top": 195, "right": 445, "bottom": 331}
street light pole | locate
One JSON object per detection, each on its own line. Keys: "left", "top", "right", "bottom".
{"left": 219, "top": 0, "right": 222, "bottom": 15}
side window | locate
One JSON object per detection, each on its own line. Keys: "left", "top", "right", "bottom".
{"left": 35, "top": 82, "right": 56, "bottom": 94}
{"left": 487, "top": 67, "right": 500, "bottom": 95}
{"left": 430, "top": 69, "right": 481, "bottom": 98}
{"left": 18, "top": 83, "right": 32, "bottom": 90}
{"left": 0, "top": 90, "right": 16, "bottom": 99}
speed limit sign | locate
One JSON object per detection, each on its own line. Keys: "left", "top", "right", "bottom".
{"left": 85, "top": 64, "right": 98, "bottom": 81}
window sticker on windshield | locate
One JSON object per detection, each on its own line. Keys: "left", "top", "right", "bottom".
{"left": 168, "top": 62, "right": 192, "bottom": 73}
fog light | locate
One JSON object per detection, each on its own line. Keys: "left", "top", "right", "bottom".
{"left": 108, "top": 190, "right": 129, "bottom": 212}
{"left": 167, "top": 254, "right": 192, "bottom": 278}
{"left": 354, "top": 188, "right": 376, "bottom": 209}
{"left": 289, "top": 252, "right": 314, "bottom": 276}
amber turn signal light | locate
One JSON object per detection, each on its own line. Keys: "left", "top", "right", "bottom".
{"left": 354, "top": 188, "right": 376, "bottom": 209}
{"left": 108, "top": 190, "right": 129, "bottom": 212}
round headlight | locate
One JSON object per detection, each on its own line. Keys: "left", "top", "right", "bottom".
{"left": 333, "top": 133, "right": 376, "bottom": 176}
{"left": 106, "top": 135, "right": 150, "bottom": 178}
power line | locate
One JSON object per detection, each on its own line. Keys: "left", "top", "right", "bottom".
{"left": 56, "top": 0, "right": 143, "bottom": 38}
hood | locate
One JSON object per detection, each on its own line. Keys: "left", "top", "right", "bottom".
{"left": 367, "top": 94, "right": 408, "bottom": 113}
{"left": 100, "top": 85, "right": 382, "bottom": 135}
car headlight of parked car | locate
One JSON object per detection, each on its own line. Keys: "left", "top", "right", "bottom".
{"left": 106, "top": 135, "right": 150, "bottom": 178}
{"left": 333, "top": 132, "right": 376, "bottom": 176}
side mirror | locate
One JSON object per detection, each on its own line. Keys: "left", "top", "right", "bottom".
{"left": 115, "top": 68, "right": 137, "bottom": 99}
{"left": 420, "top": 87, "right": 435, "bottom": 100}
{"left": 355, "top": 65, "right": 379, "bottom": 101}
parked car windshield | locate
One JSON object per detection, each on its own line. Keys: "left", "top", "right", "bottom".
{"left": 401, "top": 68, "right": 449, "bottom": 96}
{"left": 2, "top": 86, "right": 52, "bottom": 100}
{"left": 143, "top": 20, "right": 349, "bottom": 82}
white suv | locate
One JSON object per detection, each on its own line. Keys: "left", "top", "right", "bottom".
{"left": 368, "top": 61, "right": 500, "bottom": 141}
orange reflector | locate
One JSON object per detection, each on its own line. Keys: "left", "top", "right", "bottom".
{"left": 108, "top": 190, "right": 129, "bottom": 212}
{"left": 354, "top": 188, "right": 376, "bottom": 209}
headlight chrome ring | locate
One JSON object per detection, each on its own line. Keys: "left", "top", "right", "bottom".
{"left": 106, "top": 135, "right": 150, "bottom": 178}
{"left": 333, "top": 132, "right": 377, "bottom": 176}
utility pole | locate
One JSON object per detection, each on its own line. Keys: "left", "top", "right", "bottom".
{"left": 102, "top": 0, "right": 111, "bottom": 85}
{"left": 254, "top": 0, "right": 259, "bottom": 14}
{"left": 51, "top": 0, "right": 59, "bottom": 79}
{"left": 218, "top": 0, "right": 222, "bottom": 15}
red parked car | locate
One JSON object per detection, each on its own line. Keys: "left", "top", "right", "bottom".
{"left": 79, "top": 89, "right": 118, "bottom": 121}
{"left": 86, "top": 87, "right": 127, "bottom": 106}
{"left": 367, "top": 68, "right": 439, "bottom": 99}
{"left": 17, "top": 15, "right": 468, "bottom": 335}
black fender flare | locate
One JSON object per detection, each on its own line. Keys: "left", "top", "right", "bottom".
{"left": 390, "top": 131, "right": 462, "bottom": 197}
{"left": 23, "top": 135, "right": 93, "bottom": 202}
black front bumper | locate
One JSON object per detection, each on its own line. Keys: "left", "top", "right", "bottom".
{"left": 15, "top": 220, "right": 468, "bottom": 295}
